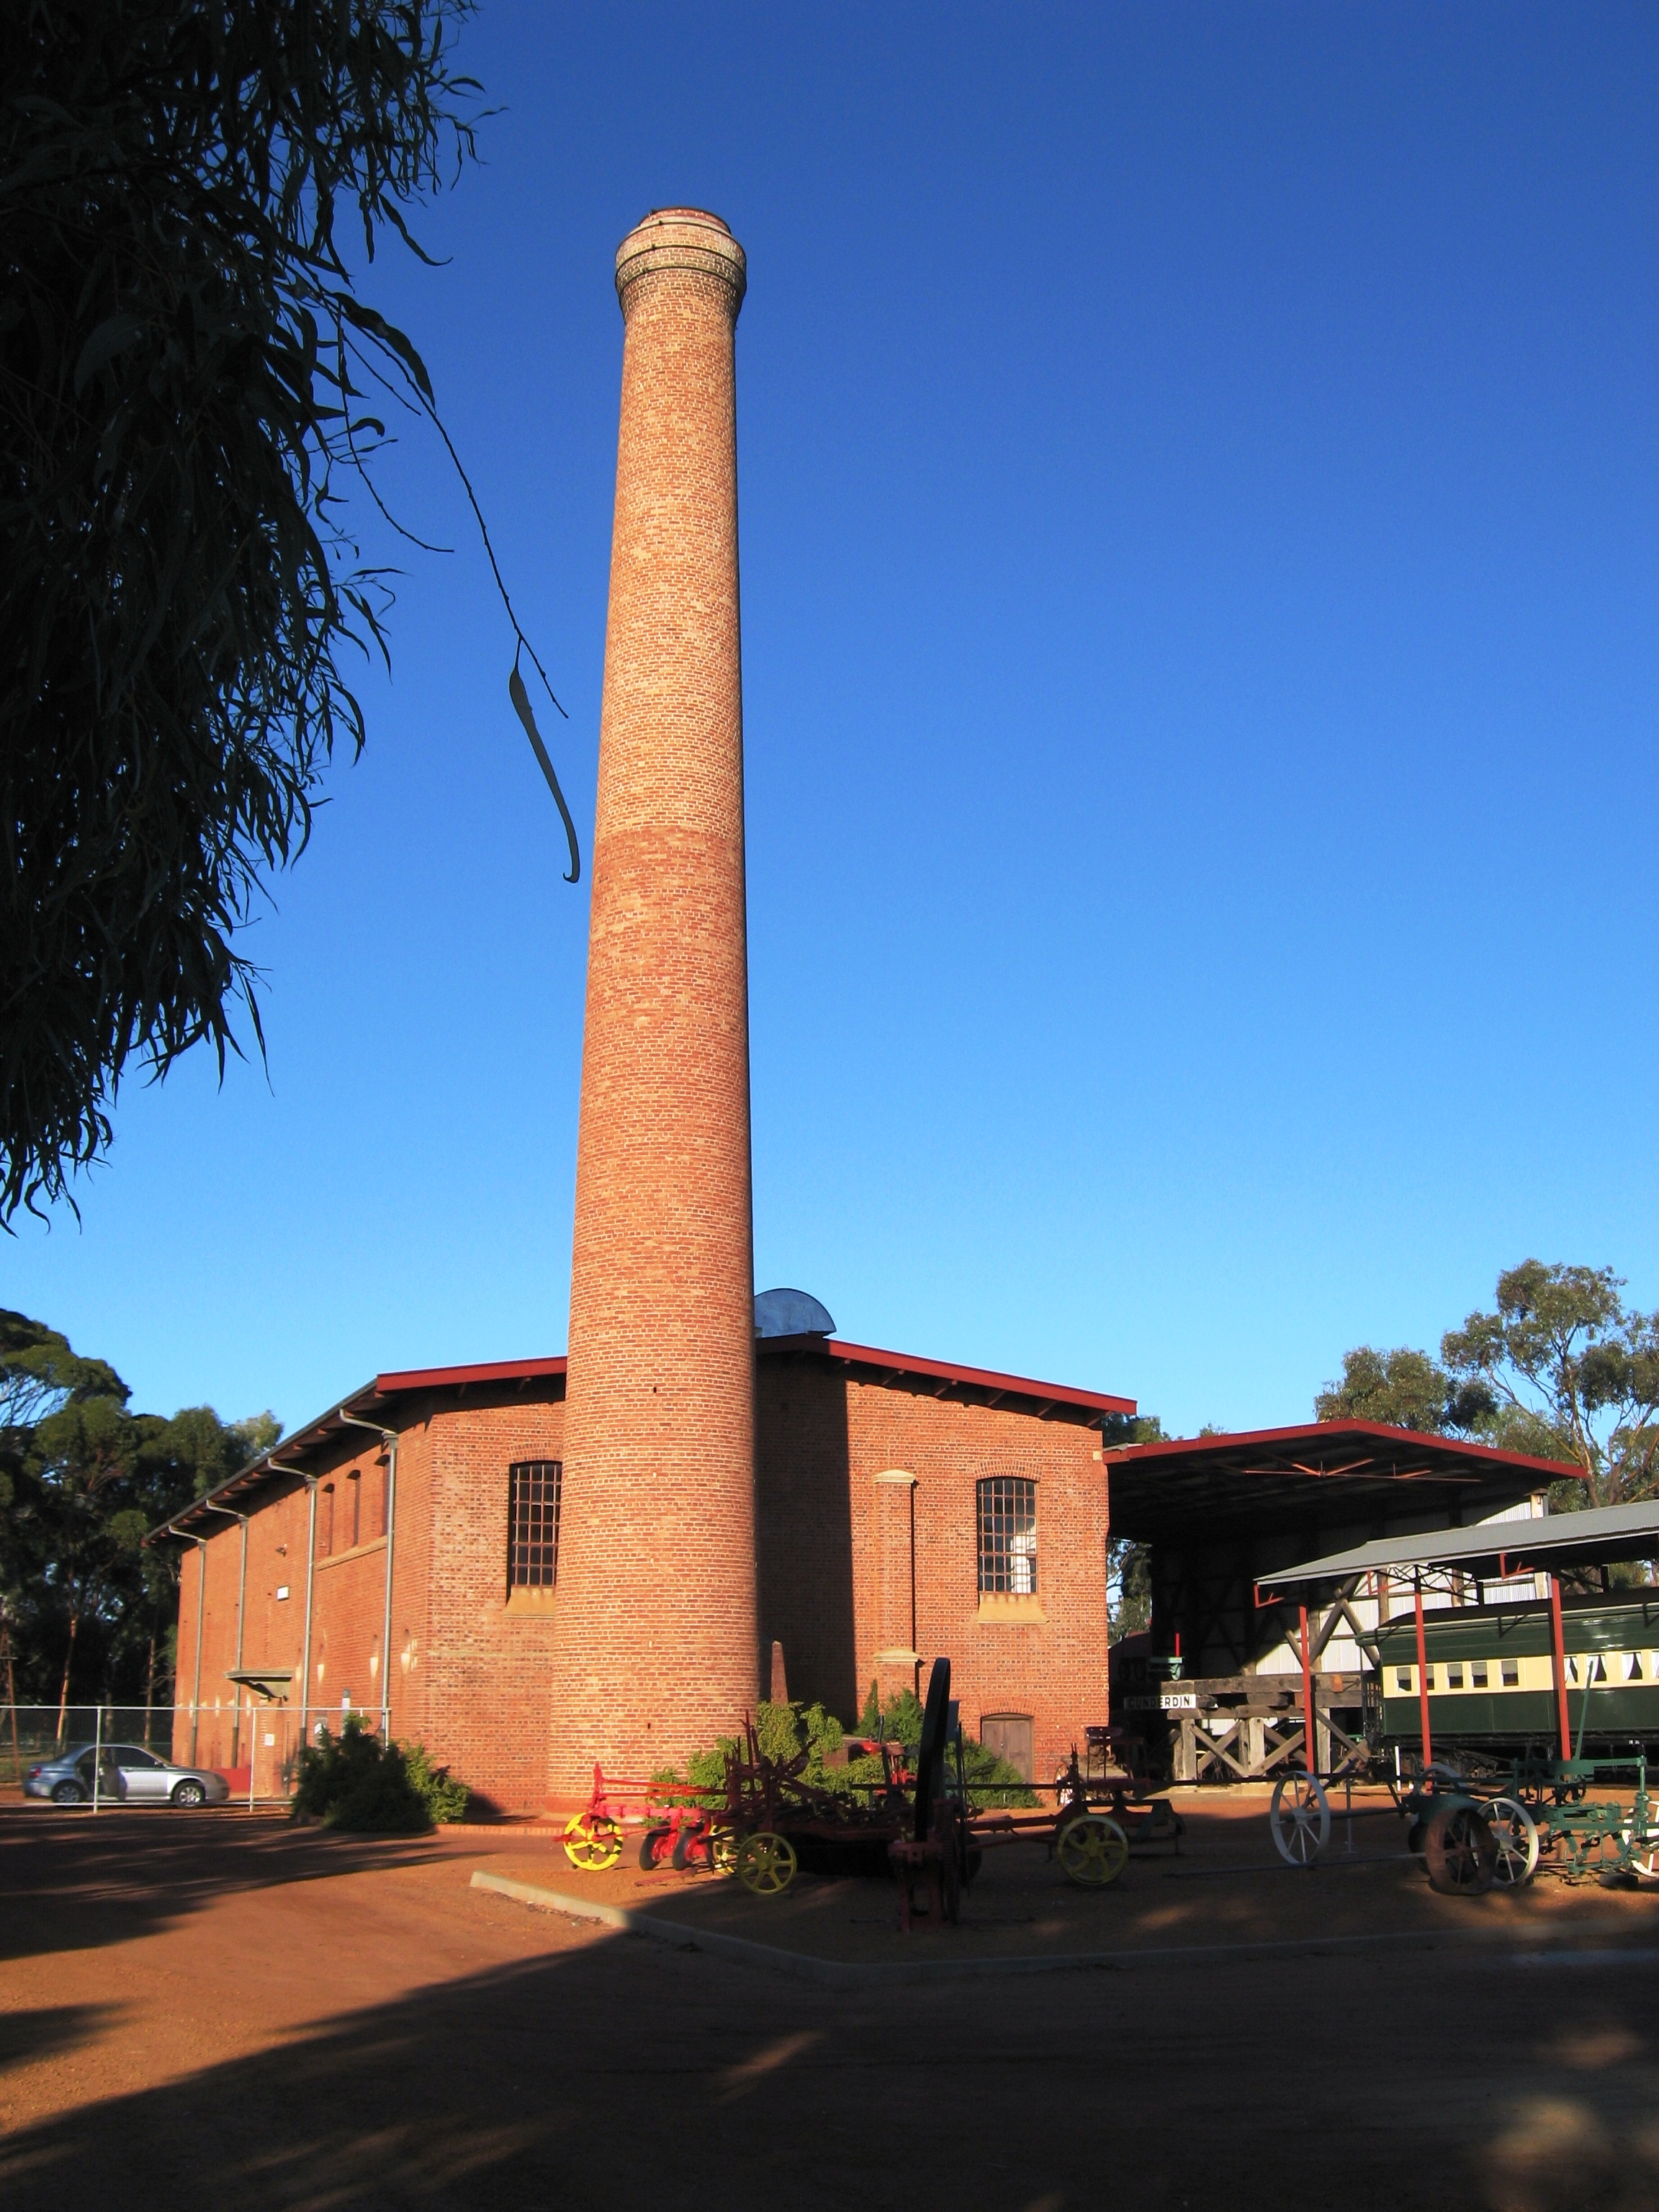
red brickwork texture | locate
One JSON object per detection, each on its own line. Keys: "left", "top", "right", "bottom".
{"left": 756, "top": 1354, "right": 1111, "bottom": 1780}
{"left": 171, "top": 1440, "right": 389, "bottom": 1789}
{"left": 171, "top": 1394, "right": 571, "bottom": 1815}
{"left": 171, "top": 1365, "right": 1107, "bottom": 1807}
{"left": 547, "top": 210, "right": 759, "bottom": 1797}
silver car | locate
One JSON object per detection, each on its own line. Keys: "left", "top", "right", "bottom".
{"left": 24, "top": 1743, "right": 231, "bottom": 1807}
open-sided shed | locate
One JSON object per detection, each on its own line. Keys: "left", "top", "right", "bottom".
{"left": 1101, "top": 1420, "right": 1583, "bottom": 1781}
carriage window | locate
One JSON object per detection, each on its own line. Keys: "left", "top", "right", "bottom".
{"left": 1470, "top": 1661, "right": 1488, "bottom": 1689}
{"left": 1565, "top": 1656, "right": 1579, "bottom": 1684}
{"left": 1446, "top": 1662, "right": 1464, "bottom": 1689}
{"left": 508, "top": 1460, "right": 562, "bottom": 1589}
{"left": 1395, "top": 1668, "right": 1413, "bottom": 1693}
{"left": 1627, "top": 1653, "right": 1645, "bottom": 1681}
{"left": 976, "top": 1478, "right": 1037, "bottom": 1595}
{"left": 1501, "top": 1658, "right": 1519, "bottom": 1687}
{"left": 1588, "top": 1654, "right": 1608, "bottom": 1684}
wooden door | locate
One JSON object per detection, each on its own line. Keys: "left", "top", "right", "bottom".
{"left": 981, "top": 1712, "right": 1034, "bottom": 1782}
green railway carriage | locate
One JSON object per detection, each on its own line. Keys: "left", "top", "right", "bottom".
{"left": 1371, "top": 1595, "right": 1659, "bottom": 1752}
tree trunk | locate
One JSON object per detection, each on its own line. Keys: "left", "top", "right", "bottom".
{"left": 55, "top": 1611, "right": 79, "bottom": 1745}
{"left": 1, "top": 1626, "right": 20, "bottom": 1783}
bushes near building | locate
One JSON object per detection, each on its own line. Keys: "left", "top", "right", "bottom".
{"left": 292, "top": 1718, "right": 469, "bottom": 1832}
{"left": 664, "top": 1696, "right": 1035, "bottom": 1809}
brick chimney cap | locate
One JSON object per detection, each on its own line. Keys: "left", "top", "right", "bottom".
{"left": 616, "top": 208, "right": 746, "bottom": 317}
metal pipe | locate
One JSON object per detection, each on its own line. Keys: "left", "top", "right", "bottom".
{"left": 1548, "top": 1573, "right": 1573, "bottom": 1760}
{"left": 1298, "top": 1605, "right": 1316, "bottom": 1776}
{"left": 199, "top": 1498, "right": 248, "bottom": 1764}
{"left": 260, "top": 1461, "right": 318, "bottom": 1754}
{"left": 1413, "top": 1578, "right": 1432, "bottom": 1773}
{"left": 189, "top": 1538, "right": 207, "bottom": 1763}
{"left": 336, "top": 1411, "right": 398, "bottom": 1740}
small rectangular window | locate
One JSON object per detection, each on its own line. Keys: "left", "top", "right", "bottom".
{"left": 1446, "top": 1661, "right": 1464, "bottom": 1689}
{"left": 1395, "top": 1668, "right": 1413, "bottom": 1693}
{"left": 1424, "top": 1665, "right": 1436, "bottom": 1690}
{"left": 976, "top": 1478, "right": 1037, "bottom": 1594}
{"left": 508, "top": 1461, "right": 562, "bottom": 1590}
{"left": 1470, "top": 1661, "right": 1488, "bottom": 1689}
{"left": 1627, "top": 1653, "right": 1645, "bottom": 1682}
{"left": 1588, "top": 1654, "right": 1607, "bottom": 1684}
{"left": 1565, "top": 1655, "right": 1580, "bottom": 1685}
{"left": 1501, "top": 1658, "right": 1519, "bottom": 1687}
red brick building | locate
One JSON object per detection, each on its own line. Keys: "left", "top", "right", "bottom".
{"left": 161, "top": 1312, "right": 1132, "bottom": 1812}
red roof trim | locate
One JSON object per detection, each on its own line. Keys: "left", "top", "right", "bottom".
{"left": 373, "top": 1346, "right": 1131, "bottom": 1417}
{"left": 374, "top": 1356, "right": 567, "bottom": 1395}
{"left": 820, "top": 1339, "right": 1135, "bottom": 1417}
{"left": 1100, "top": 1418, "right": 1585, "bottom": 1481}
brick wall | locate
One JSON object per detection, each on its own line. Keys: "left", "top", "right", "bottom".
{"left": 419, "top": 1390, "right": 565, "bottom": 1816}
{"left": 757, "top": 1349, "right": 1111, "bottom": 1780}
{"left": 168, "top": 1354, "right": 1108, "bottom": 1806}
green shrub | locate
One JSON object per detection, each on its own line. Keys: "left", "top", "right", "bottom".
{"left": 291, "top": 1717, "right": 469, "bottom": 1833}
{"left": 662, "top": 1695, "right": 1035, "bottom": 1812}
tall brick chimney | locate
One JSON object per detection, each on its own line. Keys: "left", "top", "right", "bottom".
{"left": 545, "top": 210, "right": 757, "bottom": 1797}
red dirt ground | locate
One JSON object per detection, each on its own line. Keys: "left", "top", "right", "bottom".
{"left": 1, "top": 1791, "right": 1655, "bottom": 2211}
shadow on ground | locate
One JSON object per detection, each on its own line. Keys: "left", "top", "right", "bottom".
{"left": 3, "top": 1804, "right": 1657, "bottom": 2211}
{"left": 0, "top": 1807, "right": 444, "bottom": 1963}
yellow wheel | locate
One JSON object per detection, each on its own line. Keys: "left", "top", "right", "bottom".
{"left": 1057, "top": 1813, "right": 1128, "bottom": 1888}
{"left": 708, "top": 1825, "right": 739, "bottom": 1876}
{"left": 562, "top": 1812, "right": 624, "bottom": 1871}
{"left": 735, "top": 1830, "right": 798, "bottom": 1897}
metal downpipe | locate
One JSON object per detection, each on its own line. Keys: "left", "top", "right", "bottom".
{"left": 199, "top": 1498, "right": 248, "bottom": 1763}
{"left": 337, "top": 1411, "right": 398, "bottom": 1740}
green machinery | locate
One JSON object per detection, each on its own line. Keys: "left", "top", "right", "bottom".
{"left": 1259, "top": 1498, "right": 1659, "bottom": 1893}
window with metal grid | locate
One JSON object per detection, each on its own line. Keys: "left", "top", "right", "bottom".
{"left": 508, "top": 1461, "right": 562, "bottom": 1590}
{"left": 976, "top": 1476, "right": 1037, "bottom": 1594}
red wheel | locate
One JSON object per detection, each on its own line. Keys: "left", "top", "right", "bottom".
{"left": 1424, "top": 1803, "right": 1497, "bottom": 1896}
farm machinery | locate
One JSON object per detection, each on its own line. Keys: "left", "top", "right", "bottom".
{"left": 1268, "top": 1749, "right": 1659, "bottom": 1892}
{"left": 560, "top": 1657, "right": 1182, "bottom": 1921}
{"left": 1254, "top": 1495, "right": 1659, "bottom": 1897}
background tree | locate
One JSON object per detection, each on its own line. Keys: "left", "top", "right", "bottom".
{"left": 1314, "top": 1344, "right": 1495, "bottom": 1437}
{"left": 0, "top": 1308, "right": 279, "bottom": 1719}
{"left": 2, "top": 0, "right": 577, "bottom": 1222}
{"left": 1318, "top": 1259, "right": 1659, "bottom": 1532}
{"left": 1442, "top": 1262, "right": 1659, "bottom": 1511}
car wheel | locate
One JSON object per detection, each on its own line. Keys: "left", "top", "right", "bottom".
{"left": 171, "top": 1779, "right": 207, "bottom": 1807}
{"left": 50, "top": 1779, "right": 86, "bottom": 1805}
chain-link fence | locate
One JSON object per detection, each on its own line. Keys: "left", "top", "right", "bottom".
{"left": 0, "top": 1701, "right": 383, "bottom": 1809}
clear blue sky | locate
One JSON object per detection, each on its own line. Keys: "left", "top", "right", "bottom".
{"left": 6, "top": 4, "right": 1655, "bottom": 1441}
